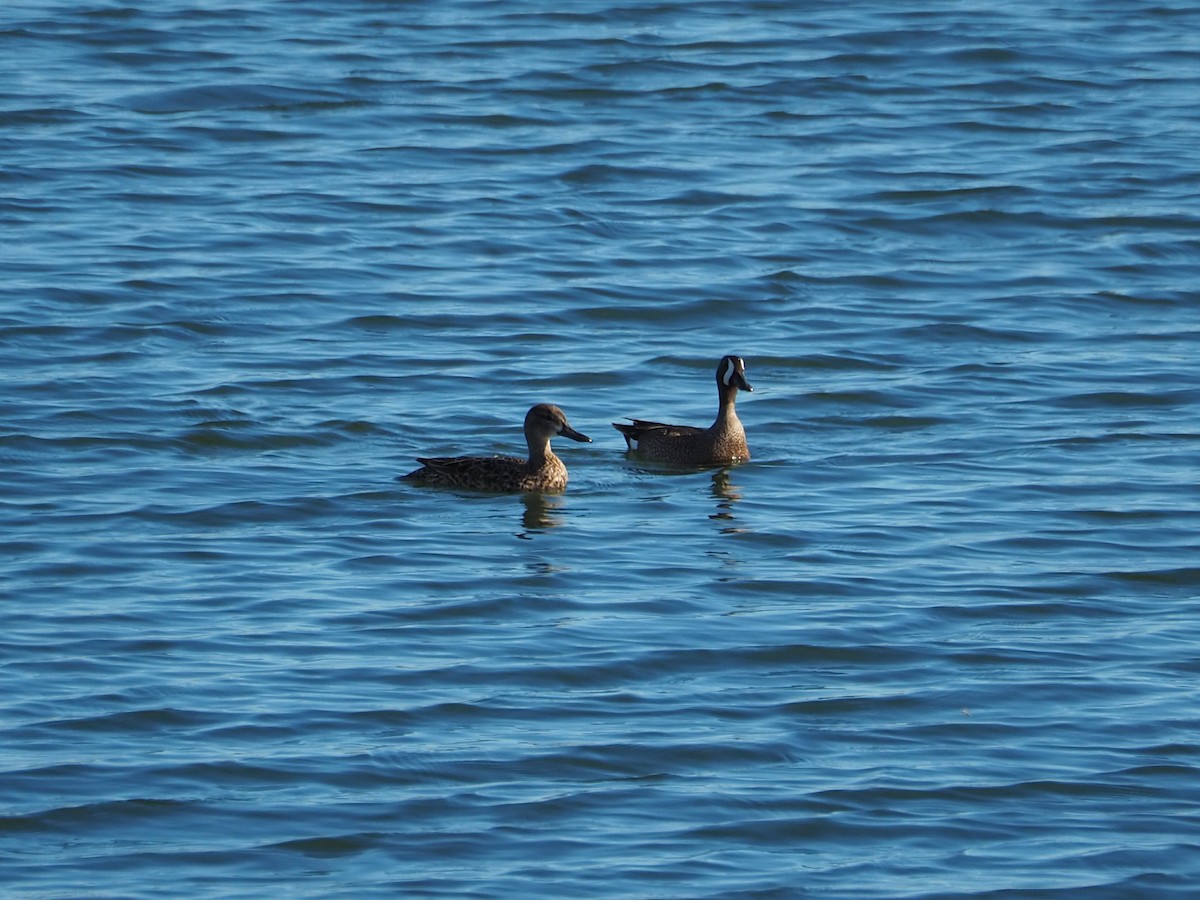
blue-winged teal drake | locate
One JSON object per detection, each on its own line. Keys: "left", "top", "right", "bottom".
{"left": 613, "top": 355, "right": 753, "bottom": 465}
{"left": 404, "top": 403, "right": 591, "bottom": 492}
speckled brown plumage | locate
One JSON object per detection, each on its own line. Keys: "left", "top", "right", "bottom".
{"left": 613, "top": 355, "right": 752, "bottom": 465}
{"left": 404, "top": 403, "right": 591, "bottom": 492}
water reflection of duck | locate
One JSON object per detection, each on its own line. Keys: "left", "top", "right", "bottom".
{"left": 710, "top": 469, "right": 749, "bottom": 532}
{"left": 519, "top": 492, "right": 563, "bottom": 535}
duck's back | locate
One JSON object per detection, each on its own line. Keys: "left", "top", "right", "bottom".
{"left": 405, "top": 454, "right": 523, "bottom": 489}
{"left": 405, "top": 453, "right": 568, "bottom": 492}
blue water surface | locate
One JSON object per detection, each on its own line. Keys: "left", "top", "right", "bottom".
{"left": 3, "top": 1, "right": 1199, "bottom": 897}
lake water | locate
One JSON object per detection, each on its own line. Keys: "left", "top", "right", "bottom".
{"left": 3, "top": 1, "right": 1199, "bottom": 897}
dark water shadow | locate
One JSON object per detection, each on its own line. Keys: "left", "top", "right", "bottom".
{"left": 399, "top": 477, "right": 566, "bottom": 538}
{"left": 621, "top": 454, "right": 749, "bottom": 478}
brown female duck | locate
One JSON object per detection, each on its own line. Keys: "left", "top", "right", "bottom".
{"left": 404, "top": 403, "right": 591, "bottom": 492}
{"left": 613, "top": 355, "right": 753, "bottom": 465}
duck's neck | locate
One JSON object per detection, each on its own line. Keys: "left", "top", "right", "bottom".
{"left": 526, "top": 436, "right": 556, "bottom": 468}
{"left": 714, "top": 385, "right": 741, "bottom": 428}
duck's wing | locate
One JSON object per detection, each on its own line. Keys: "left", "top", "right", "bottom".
{"left": 405, "top": 454, "right": 525, "bottom": 487}
{"left": 612, "top": 418, "right": 705, "bottom": 450}
{"left": 614, "top": 419, "right": 704, "bottom": 436}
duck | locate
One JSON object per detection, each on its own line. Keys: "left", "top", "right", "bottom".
{"left": 613, "top": 355, "right": 753, "bottom": 465}
{"left": 403, "top": 403, "right": 591, "bottom": 492}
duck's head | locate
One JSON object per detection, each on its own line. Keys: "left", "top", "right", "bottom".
{"left": 526, "top": 403, "right": 591, "bottom": 443}
{"left": 716, "top": 355, "right": 753, "bottom": 393}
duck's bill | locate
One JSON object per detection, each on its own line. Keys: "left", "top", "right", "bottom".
{"left": 562, "top": 424, "right": 592, "bottom": 442}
